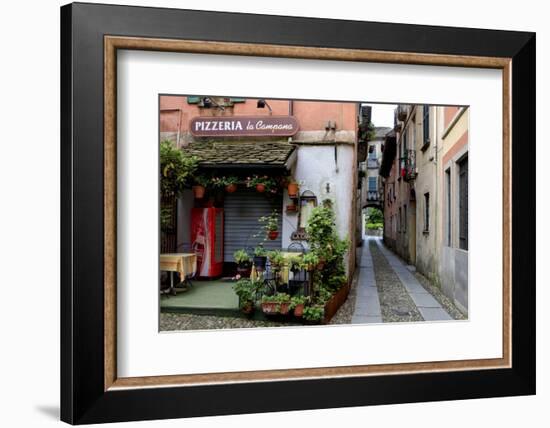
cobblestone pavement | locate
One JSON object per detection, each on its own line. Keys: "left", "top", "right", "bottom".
{"left": 161, "top": 238, "right": 463, "bottom": 331}
{"left": 369, "top": 239, "right": 424, "bottom": 323}
{"left": 160, "top": 313, "right": 296, "bottom": 331}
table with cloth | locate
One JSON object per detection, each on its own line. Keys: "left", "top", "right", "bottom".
{"left": 160, "top": 253, "right": 197, "bottom": 293}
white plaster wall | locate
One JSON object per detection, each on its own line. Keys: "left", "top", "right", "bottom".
{"left": 281, "top": 144, "right": 354, "bottom": 250}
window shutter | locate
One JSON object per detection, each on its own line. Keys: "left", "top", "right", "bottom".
{"left": 229, "top": 98, "right": 246, "bottom": 103}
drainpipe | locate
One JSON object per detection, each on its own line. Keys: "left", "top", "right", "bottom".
{"left": 433, "top": 107, "right": 439, "bottom": 278}
{"left": 287, "top": 100, "right": 294, "bottom": 145}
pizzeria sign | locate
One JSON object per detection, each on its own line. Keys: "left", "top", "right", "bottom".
{"left": 190, "top": 115, "right": 299, "bottom": 137}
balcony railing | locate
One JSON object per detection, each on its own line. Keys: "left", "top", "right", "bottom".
{"left": 367, "top": 157, "right": 379, "bottom": 169}
{"left": 399, "top": 149, "right": 417, "bottom": 182}
{"left": 367, "top": 191, "right": 379, "bottom": 201}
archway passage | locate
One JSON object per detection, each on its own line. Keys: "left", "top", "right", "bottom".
{"left": 363, "top": 206, "right": 384, "bottom": 238}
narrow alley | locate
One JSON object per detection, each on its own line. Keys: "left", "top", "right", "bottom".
{"left": 351, "top": 237, "right": 462, "bottom": 324}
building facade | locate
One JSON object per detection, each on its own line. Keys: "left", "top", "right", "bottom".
{"left": 160, "top": 95, "right": 362, "bottom": 278}
{"left": 379, "top": 104, "right": 469, "bottom": 312}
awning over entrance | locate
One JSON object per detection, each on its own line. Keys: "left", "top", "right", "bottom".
{"left": 186, "top": 140, "right": 296, "bottom": 168}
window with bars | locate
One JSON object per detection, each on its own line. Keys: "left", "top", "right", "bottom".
{"left": 423, "top": 192, "right": 430, "bottom": 233}
{"left": 458, "top": 155, "right": 469, "bottom": 250}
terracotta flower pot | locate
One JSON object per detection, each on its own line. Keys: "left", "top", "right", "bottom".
{"left": 279, "top": 302, "right": 291, "bottom": 315}
{"left": 293, "top": 304, "right": 304, "bottom": 317}
{"left": 287, "top": 182, "right": 299, "bottom": 198}
{"left": 255, "top": 183, "right": 266, "bottom": 193}
{"left": 261, "top": 302, "right": 279, "bottom": 315}
{"left": 192, "top": 185, "right": 206, "bottom": 199}
{"left": 268, "top": 230, "right": 279, "bottom": 240}
{"left": 225, "top": 183, "right": 237, "bottom": 193}
{"left": 241, "top": 301, "right": 255, "bottom": 315}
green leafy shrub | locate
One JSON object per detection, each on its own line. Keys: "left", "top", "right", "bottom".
{"left": 232, "top": 278, "right": 260, "bottom": 309}
{"left": 233, "top": 249, "right": 251, "bottom": 265}
{"left": 160, "top": 140, "right": 199, "bottom": 198}
{"left": 305, "top": 202, "right": 349, "bottom": 292}
{"left": 302, "top": 305, "right": 325, "bottom": 322}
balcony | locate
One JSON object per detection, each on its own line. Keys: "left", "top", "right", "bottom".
{"left": 367, "top": 157, "right": 379, "bottom": 169}
{"left": 367, "top": 190, "right": 379, "bottom": 201}
{"left": 399, "top": 149, "right": 417, "bottom": 182}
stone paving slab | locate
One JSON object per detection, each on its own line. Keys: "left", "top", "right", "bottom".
{"left": 408, "top": 292, "right": 443, "bottom": 308}
{"left": 351, "top": 315, "right": 383, "bottom": 324}
{"left": 417, "top": 307, "right": 453, "bottom": 321}
{"left": 374, "top": 239, "right": 452, "bottom": 322}
{"left": 351, "top": 238, "right": 382, "bottom": 324}
{"left": 355, "top": 295, "right": 383, "bottom": 314}
{"left": 356, "top": 286, "right": 379, "bottom": 297}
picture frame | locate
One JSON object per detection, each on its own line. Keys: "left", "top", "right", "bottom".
{"left": 60, "top": 2, "right": 535, "bottom": 424}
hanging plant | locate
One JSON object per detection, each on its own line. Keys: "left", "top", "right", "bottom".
{"left": 258, "top": 210, "right": 279, "bottom": 240}
{"left": 246, "top": 175, "right": 278, "bottom": 194}
{"left": 192, "top": 175, "right": 210, "bottom": 199}
{"left": 211, "top": 175, "right": 239, "bottom": 193}
{"left": 286, "top": 177, "right": 300, "bottom": 198}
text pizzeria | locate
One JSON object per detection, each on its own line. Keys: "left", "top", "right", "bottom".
{"left": 194, "top": 120, "right": 295, "bottom": 133}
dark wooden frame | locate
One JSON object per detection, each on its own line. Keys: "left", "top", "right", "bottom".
{"left": 61, "top": 2, "right": 535, "bottom": 424}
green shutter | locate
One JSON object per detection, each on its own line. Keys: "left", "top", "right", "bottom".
{"left": 187, "top": 96, "right": 201, "bottom": 104}
{"left": 229, "top": 98, "right": 246, "bottom": 103}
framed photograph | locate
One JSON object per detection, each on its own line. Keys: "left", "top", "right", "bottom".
{"left": 61, "top": 2, "right": 535, "bottom": 424}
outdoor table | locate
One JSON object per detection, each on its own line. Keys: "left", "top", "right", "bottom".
{"left": 160, "top": 253, "right": 197, "bottom": 293}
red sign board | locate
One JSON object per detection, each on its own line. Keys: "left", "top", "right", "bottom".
{"left": 190, "top": 115, "right": 299, "bottom": 137}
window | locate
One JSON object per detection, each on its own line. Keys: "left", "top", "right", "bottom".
{"left": 398, "top": 207, "right": 402, "bottom": 233}
{"left": 403, "top": 204, "right": 407, "bottom": 232}
{"left": 422, "top": 105, "right": 430, "bottom": 150}
{"left": 368, "top": 177, "right": 377, "bottom": 192}
{"left": 445, "top": 169, "right": 452, "bottom": 246}
{"left": 368, "top": 145, "right": 376, "bottom": 158}
{"left": 458, "top": 155, "right": 469, "bottom": 250}
{"left": 423, "top": 192, "right": 430, "bottom": 233}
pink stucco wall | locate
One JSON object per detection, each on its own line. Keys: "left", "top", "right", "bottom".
{"left": 159, "top": 96, "right": 358, "bottom": 134}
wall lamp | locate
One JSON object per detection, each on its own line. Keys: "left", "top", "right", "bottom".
{"left": 201, "top": 97, "right": 225, "bottom": 111}
{"left": 257, "top": 99, "right": 273, "bottom": 114}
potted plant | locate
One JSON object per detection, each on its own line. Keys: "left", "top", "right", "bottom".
{"left": 277, "top": 293, "right": 292, "bottom": 315}
{"left": 192, "top": 175, "right": 209, "bottom": 199}
{"left": 210, "top": 175, "right": 239, "bottom": 193}
{"left": 287, "top": 178, "right": 299, "bottom": 198}
{"left": 287, "top": 254, "right": 303, "bottom": 273}
{"left": 233, "top": 249, "right": 251, "bottom": 277}
{"left": 246, "top": 175, "right": 277, "bottom": 193}
{"left": 261, "top": 293, "right": 291, "bottom": 315}
{"left": 301, "top": 252, "right": 320, "bottom": 271}
{"left": 258, "top": 210, "right": 279, "bottom": 240}
{"left": 267, "top": 250, "right": 284, "bottom": 269}
{"left": 302, "top": 304, "right": 325, "bottom": 324}
{"left": 290, "top": 295, "right": 307, "bottom": 317}
{"left": 253, "top": 245, "right": 267, "bottom": 270}
{"left": 223, "top": 176, "right": 239, "bottom": 193}
{"left": 260, "top": 294, "right": 279, "bottom": 315}
{"left": 232, "top": 278, "right": 257, "bottom": 315}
